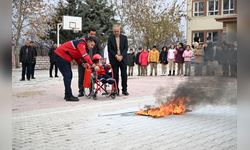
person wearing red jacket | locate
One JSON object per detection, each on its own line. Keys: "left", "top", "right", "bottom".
{"left": 139, "top": 49, "right": 149, "bottom": 76}
{"left": 55, "top": 36, "right": 99, "bottom": 101}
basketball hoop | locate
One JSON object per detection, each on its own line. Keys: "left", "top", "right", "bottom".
{"left": 62, "top": 16, "right": 82, "bottom": 33}
{"left": 57, "top": 16, "right": 82, "bottom": 46}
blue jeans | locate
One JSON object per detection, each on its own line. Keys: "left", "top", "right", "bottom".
{"left": 55, "top": 55, "right": 73, "bottom": 97}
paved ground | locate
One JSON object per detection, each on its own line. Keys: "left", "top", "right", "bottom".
{"left": 12, "top": 66, "right": 237, "bottom": 150}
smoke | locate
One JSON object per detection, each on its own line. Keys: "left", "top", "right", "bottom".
{"left": 154, "top": 36, "right": 237, "bottom": 108}
{"left": 174, "top": 77, "right": 236, "bottom": 105}
{"left": 155, "top": 76, "right": 236, "bottom": 108}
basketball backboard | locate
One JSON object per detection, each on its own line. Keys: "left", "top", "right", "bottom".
{"left": 62, "top": 16, "right": 82, "bottom": 31}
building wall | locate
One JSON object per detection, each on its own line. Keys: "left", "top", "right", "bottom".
{"left": 187, "top": 16, "right": 223, "bottom": 44}
{"left": 223, "top": 22, "right": 237, "bottom": 42}
{"left": 186, "top": 0, "right": 237, "bottom": 45}
{"left": 226, "top": 22, "right": 237, "bottom": 33}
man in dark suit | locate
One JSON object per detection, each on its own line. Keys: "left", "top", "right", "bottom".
{"left": 19, "top": 40, "right": 35, "bottom": 81}
{"left": 30, "top": 41, "right": 37, "bottom": 79}
{"left": 108, "top": 24, "right": 129, "bottom": 96}
{"left": 78, "top": 27, "right": 102, "bottom": 97}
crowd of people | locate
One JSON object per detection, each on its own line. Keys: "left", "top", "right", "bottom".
{"left": 127, "top": 37, "right": 237, "bottom": 77}
{"left": 19, "top": 25, "right": 237, "bottom": 102}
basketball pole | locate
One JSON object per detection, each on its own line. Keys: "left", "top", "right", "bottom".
{"left": 57, "top": 23, "right": 63, "bottom": 47}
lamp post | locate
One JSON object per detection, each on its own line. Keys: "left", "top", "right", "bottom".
{"left": 57, "top": 23, "right": 63, "bottom": 47}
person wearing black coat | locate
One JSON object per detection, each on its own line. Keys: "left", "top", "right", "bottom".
{"left": 108, "top": 24, "right": 129, "bottom": 96}
{"left": 19, "top": 40, "right": 35, "bottom": 81}
{"left": 159, "top": 46, "right": 168, "bottom": 75}
{"left": 48, "top": 44, "right": 58, "bottom": 78}
{"left": 30, "top": 41, "right": 37, "bottom": 79}
{"left": 127, "top": 49, "right": 136, "bottom": 76}
{"left": 135, "top": 47, "right": 142, "bottom": 76}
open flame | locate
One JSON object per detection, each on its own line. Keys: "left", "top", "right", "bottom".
{"left": 136, "top": 97, "right": 188, "bottom": 118}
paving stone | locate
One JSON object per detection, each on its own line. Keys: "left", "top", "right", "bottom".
{"left": 12, "top": 67, "right": 237, "bottom": 150}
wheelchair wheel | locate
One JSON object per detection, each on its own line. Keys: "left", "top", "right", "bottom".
{"left": 110, "top": 93, "right": 116, "bottom": 99}
{"left": 85, "top": 92, "right": 91, "bottom": 99}
{"left": 93, "top": 93, "right": 97, "bottom": 100}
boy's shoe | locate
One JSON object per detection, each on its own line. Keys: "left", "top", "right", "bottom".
{"left": 78, "top": 92, "right": 84, "bottom": 97}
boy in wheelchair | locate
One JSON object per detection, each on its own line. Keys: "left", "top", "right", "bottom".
{"left": 91, "top": 54, "right": 118, "bottom": 99}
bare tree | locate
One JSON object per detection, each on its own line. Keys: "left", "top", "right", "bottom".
{"left": 12, "top": 0, "right": 53, "bottom": 68}
{"left": 108, "top": 0, "right": 187, "bottom": 49}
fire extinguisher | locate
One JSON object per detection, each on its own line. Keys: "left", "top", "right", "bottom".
{"left": 83, "top": 67, "right": 92, "bottom": 88}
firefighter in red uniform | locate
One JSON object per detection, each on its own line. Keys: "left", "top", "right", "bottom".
{"left": 55, "top": 36, "right": 99, "bottom": 101}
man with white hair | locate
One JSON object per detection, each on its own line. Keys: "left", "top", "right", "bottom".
{"left": 107, "top": 24, "right": 129, "bottom": 96}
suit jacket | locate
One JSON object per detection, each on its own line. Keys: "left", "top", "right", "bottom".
{"left": 107, "top": 34, "right": 128, "bottom": 65}
{"left": 19, "top": 45, "right": 35, "bottom": 63}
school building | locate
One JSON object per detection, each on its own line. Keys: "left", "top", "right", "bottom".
{"left": 186, "top": 0, "right": 237, "bottom": 44}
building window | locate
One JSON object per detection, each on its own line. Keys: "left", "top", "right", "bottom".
{"left": 207, "top": 31, "right": 219, "bottom": 43}
{"left": 223, "top": 0, "right": 234, "bottom": 14}
{"left": 207, "top": 0, "right": 219, "bottom": 15}
{"left": 193, "top": 32, "right": 204, "bottom": 43}
{"left": 193, "top": 1, "right": 205, "bottom": 16}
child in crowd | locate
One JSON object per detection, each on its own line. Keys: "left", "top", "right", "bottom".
{"left": 127, "top": 49, "right": 136, "bottom": 76}
{"left": 175, "top": 42, "right": 185, "bottom": 76}
{"left": 182, "top": 45, "right": 193, "bottom": 76}
{"left": 159, "top": 46, "right": 168, "bottom": 76}
{"left": 139, "top": 49, "right": 149, "bottom": 76}
{"left": 148, "top": 46, "right": 159, "bottom": 76}
{"left": 167, "top": 44, "right": 177, "bottom": 76}
{"left": 193, "top": 43, "right": 204, "bottom": 76}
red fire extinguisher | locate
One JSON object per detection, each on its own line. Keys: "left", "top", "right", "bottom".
{"left": 83, "top": 68, "right": 91, "bottom": 88}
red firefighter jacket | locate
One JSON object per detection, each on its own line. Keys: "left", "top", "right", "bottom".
{"left": 55, "top": 38, "right": 93, "bottom": 65}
